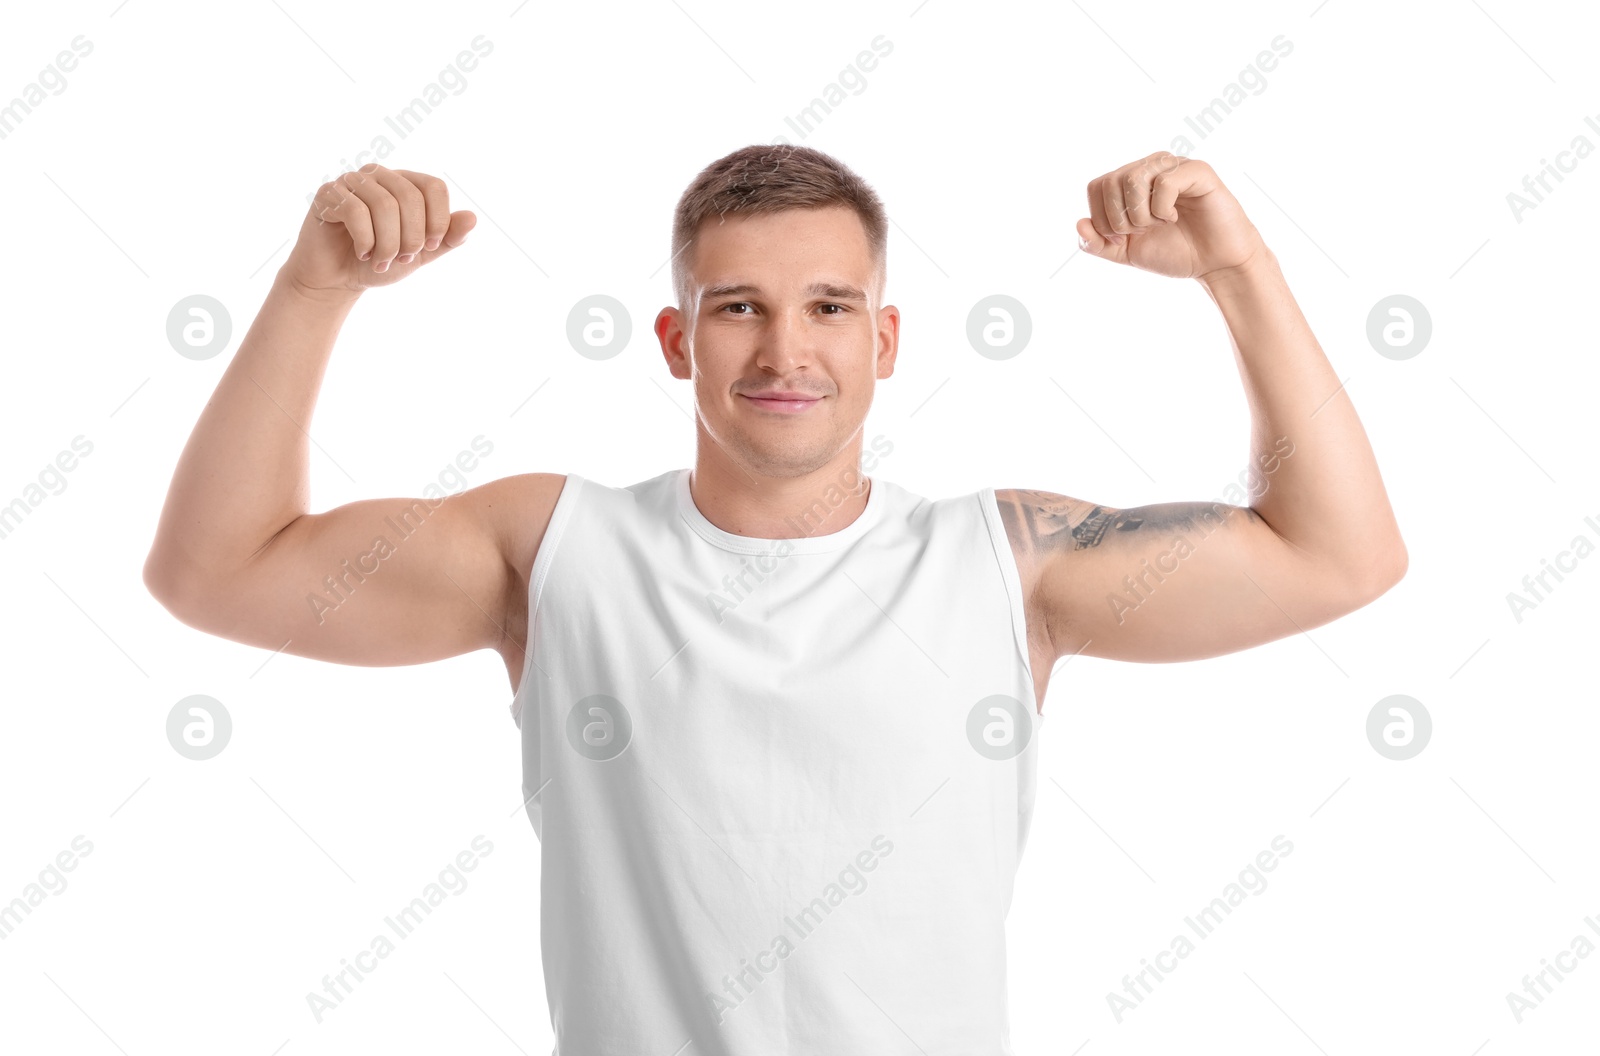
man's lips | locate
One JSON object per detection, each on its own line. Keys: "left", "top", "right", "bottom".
{"left": 739, "top": 392, "right": 824, "bottom": 413}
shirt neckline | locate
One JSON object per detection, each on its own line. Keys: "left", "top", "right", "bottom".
{"left": 675, "top": 467, "right": 884, "bottom": 554}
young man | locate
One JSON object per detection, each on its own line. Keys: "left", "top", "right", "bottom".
{"left": 144, "top": 145, "right": 1405, "bottom": 1053}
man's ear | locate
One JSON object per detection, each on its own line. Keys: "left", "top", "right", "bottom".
{"left": 875, "top": 304, "right": 900, "bottom": 380}
{"left": 656, "top": 307, "right": 692, "bottom": 380}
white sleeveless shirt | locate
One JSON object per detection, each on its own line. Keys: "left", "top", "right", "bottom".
{"left": 509, "top": 467, "right": 1044, "bottom": 1054}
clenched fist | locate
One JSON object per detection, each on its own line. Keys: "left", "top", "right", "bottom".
{"left": 282, "top": 163, "right": 477, "bottom": 299}
{"left": 1075, "top": 152, "right": 1265, "bottom": 282}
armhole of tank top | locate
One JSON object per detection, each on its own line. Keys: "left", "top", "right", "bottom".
{"left": 512, "top": 473, "right": 585, "bottom": 725}
{"left": 977, "top": 487, "right": 1043, "bottom": 720}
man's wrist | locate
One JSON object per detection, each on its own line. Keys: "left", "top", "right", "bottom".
{"left": 1195, "top": 240, "right": 1277, "bottom": 295}
{"left": 273, "top": 268, "right": 364, "bottom": 311}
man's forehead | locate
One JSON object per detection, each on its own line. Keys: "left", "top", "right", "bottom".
{"left": 681, "top": 207, "right": 881, "bottom": 305}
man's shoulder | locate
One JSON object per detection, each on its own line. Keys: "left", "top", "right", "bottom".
{"left": 460, "top": 472, "right": 571, "bottom": 584}
{"left": 486, "top": 468, "right": 685, "bottom": 567}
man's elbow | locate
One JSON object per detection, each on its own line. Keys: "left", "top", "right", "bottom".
{"left": 143, "top": 546, "right": 177, "bottom": 603}
{"left": 143, "top": 547, "right": 217, "bottom": 628}
{"left": 1343, "top": 538, "right": 1408, "bottom": 609}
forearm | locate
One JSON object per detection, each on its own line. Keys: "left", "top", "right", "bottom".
{"left": 145, "top": 270, "right": 361, "bottom": 592}
{"left": 1198, "top": 246, "right": 1405, "bottom": 586}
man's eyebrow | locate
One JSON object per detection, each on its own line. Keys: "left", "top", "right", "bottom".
{"left": 702, "top": 281, "right": 868, "bottom": 301}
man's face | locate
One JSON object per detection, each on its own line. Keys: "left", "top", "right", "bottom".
{"left": 656, "top": 205, "right": 898, "bottom": 480}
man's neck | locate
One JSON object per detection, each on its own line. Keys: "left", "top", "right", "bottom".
{"left": 687, "top": 454, "right": 872, "bottom": 540}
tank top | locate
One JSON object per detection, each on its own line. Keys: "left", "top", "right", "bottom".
{"left": 508, "top": 467, "right": 1044, "bottom": 1055}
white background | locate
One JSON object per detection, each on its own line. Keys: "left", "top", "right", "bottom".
{"left": 2, "top": 0, "right": 1596, "bottom": 1053}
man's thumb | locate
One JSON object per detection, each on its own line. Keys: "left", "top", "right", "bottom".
{"left": 1075, "top": 217, "right": 1118, "bottom": 260}
{"left": 422, "top": 210, "right": 477, "bottom": 261}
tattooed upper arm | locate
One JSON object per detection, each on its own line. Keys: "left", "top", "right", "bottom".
{"left": 995, "top": 488, "right": 1316, "bottom": 665}
{"left": 999, "top": 490, "right": 1161, "bottom": 554}
{"left": 998, "top": 490, "right": 1264, "bottom": 558}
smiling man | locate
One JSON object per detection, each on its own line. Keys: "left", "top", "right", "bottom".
{"left": 144, "top": 144, "right": 1406, "bottom": 1053}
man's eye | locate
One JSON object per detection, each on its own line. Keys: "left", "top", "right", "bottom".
{"left": 718, "top": 302, "right": 846, "bottom": 315}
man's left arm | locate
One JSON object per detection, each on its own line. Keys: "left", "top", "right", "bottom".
{"left": 1007, "top": 152, "right": 1407, "bottom": 664}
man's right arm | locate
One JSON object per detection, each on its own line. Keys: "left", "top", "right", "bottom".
{"left": 142, "top": 165, "right": 560, "bottom": 684}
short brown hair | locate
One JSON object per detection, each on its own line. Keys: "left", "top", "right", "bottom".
{"left": 670, "top": 144, "right": 888, "bottom": 310}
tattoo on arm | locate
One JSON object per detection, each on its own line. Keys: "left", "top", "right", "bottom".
{"left": 997, "top": 489, "right": 1261, "bottom": 558}
{"left": 1071, "top": 506, "right": 1143, "bottom": 549}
